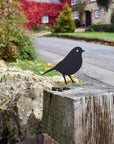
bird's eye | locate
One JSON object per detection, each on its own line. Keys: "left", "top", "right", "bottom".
{"left": 76, "top": 49, "right": 79, "bottom": 52}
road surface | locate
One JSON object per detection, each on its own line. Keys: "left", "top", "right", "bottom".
{"left": 31, "top": 36, "right": 114, "bottom": 86}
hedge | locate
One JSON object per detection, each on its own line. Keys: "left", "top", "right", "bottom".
{"left": 85, "top": 24, "right": 114, "bottom": 32}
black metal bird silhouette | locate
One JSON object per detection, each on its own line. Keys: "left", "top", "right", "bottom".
{"left": 42, "top": 47, "right": 85, "bottom": 84}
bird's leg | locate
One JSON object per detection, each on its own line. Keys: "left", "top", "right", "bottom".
{"left": 63, "top": 75, "right": 67, "bottom": 85}
{"left": 69, "top": 75, "right": 74, "bottom": 83}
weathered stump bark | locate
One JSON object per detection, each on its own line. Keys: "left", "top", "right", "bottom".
{"left": 42, "top": 83, "right": 114, "bottom": 144}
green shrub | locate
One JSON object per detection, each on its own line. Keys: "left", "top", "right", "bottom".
{"left": 111, "top": 9, "right": 114, "bottom": 24}
{"left": 0, "top": 0, "right": 36, "bottom": 61}
{"left": 75, "top": 20, "right": 80, "bottom": 28}
{"left": 0, "top": 29, "right": 36, "bottom": 61}
{"left": 85, "top": 24, "right": 114, "bottom": 32}
{"left": 53, "top": 3, "right": 75, "bottom": 33}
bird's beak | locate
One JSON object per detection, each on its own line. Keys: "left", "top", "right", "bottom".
{"left": 82, "top": 49, "right": 85, "bottom": 52}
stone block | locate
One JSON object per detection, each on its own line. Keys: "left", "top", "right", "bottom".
{"left": 42, "top": 83, "right": 114, "bottom": 144}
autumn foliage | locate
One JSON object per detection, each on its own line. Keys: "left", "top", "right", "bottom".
{"left": 15, "top": 0, "right": 71, "bottom": 28}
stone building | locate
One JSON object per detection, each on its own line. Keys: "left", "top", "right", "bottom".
{"left": 72, "top": 0, "right": 114, "bottom": 26}
{"left": 16, "top": 0, "right": 114, "bottom": 27}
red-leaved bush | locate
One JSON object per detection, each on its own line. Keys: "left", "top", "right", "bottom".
{"left": 60, "top": 0, "right": 71, "bottom": 5}
{"left": 15, "top": 0, "right": 71, "bottom": 28}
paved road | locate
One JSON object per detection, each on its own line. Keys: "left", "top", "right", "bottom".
{"left": 31, "top": 36, "right": 114, "bottom": 86}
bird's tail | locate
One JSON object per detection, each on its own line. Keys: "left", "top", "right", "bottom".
{"left": 42, "top": 67, "right": 55, "bottom": 75}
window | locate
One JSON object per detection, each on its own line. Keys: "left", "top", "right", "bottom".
{"left": 94, "top": 10, "right": 100, "bottom": 18}
{"left": 72, "top": 11, "right": 78, "bottom": 19}
{"left": 42, "top": 15, "right": 49, "bottom": 23}
{"left": 71, "top": 0, "right": 77, "bottom": 6}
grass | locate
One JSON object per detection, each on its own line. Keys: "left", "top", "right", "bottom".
{"left": 48, "top": 32, "right": 114, "bottom": 43}
{"left": 63, "top": 32, "right": 114, "bottom": 42}
{"left": 7, "top": 59, "right": 82, "bottom": 83}
{"left": 8, "top": 59, "right": 60, "bottom": 76}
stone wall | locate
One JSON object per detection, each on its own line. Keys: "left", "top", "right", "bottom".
{"left": 0, "top": 60, "right": 79, "bottom": 144}
{"left": 42, "top": 83, "right": 114, "bottom": 144}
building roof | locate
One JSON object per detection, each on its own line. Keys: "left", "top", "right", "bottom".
{"left": 32, "top": 0, "right": 62, "bottom": 3}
